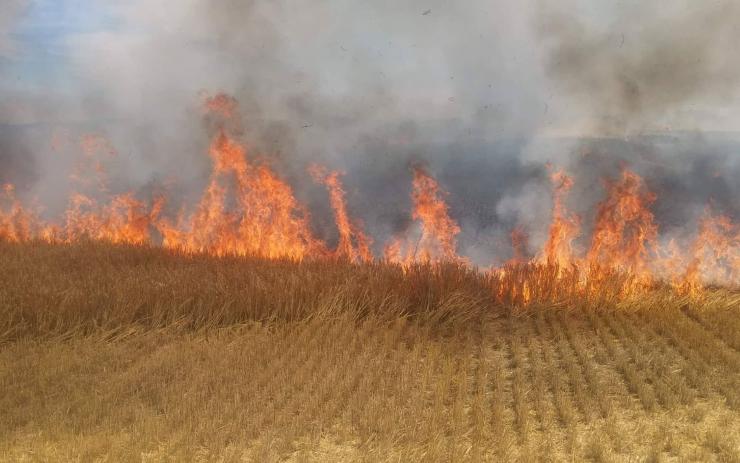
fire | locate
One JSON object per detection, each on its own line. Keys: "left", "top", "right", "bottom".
{"left": 310, "top": 165, "right": 372, "bottom": 263}
{"left": 52, "top": 132, "right": 161, "bottom": 246}
{"left": 0, "top": 184, "right": 35, "bottom": 242}
{"left": 384, "top": 165, "right": 461, "bottom": 264}
{"left": 540, "top": 168, "right": 580, "bottom": 269}
{"left": 586, "top": 169, "right": 658, "bottom": 283}
{"left": 678, "top": 208, "right": 740, "bottom": 295}
{"left": 156, "top": 93, "right": 323, "bottom": 259}
{"left": 505, "top": 167, "right": 738, "bottom": 304}
{"left": 64, "top": 193, "right": 159, "bottom": 245}
{"left": 1, "top": 91, "right": 738, "bottom": 304}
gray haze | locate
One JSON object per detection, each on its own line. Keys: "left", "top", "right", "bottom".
{"left": 537, "top": 0, "right": 740, "bottom": 134}
{"left": 1, "top": 0, "right": 739, "bottom": 263}
{"left": 0, "top": 1, "right": 26, "bottom": 58}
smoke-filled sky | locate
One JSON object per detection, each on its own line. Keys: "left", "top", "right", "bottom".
{"left": 2, "top": 0, "right": 739, "bottom": 263}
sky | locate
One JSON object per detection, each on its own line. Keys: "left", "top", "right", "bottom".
{"left": 2, "top": 1, "right": 102, "bottom": 89}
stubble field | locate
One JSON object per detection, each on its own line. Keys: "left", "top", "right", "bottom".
{"left": 0, "top": 241, "right": 739, "bottom": 462}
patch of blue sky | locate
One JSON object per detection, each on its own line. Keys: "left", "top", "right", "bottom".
{"left": 2, "top": 0, "right": 121, "bottom": 93}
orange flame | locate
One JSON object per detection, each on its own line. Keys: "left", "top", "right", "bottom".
{"left": 540, "top": 169, "right": 580, "bottom": 269}
{"left": 309, "top": 165, "right": 372, "bottom": 262}
{"left": 679, "top": 207, "right": 740, "bottom": 295}
{"left": 0, "top": 184, "right": 36, "bottom": 242}
{"left": 586, "top": 169, "right": 658, "bottom": 290}
{"left": 1, "top": 91, "right": 738, "bottom": 304}
{"left": 157, "top": 93, "right": 323, "bottom": 259}
{"left": 502, "top": 167, "right": 734, "bottom": 305}
{"left": 63, "top": 193, "right": 159, "bottom": 245}
{"left": 53, "top": 133, "right": 162, "bottom": 246}
{"left": 384, "top": 165, "right": 461, "bottom": 264}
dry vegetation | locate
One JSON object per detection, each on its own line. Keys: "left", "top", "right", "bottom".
{"left": 1, "top": 241, "right": 739, "bottom": 462}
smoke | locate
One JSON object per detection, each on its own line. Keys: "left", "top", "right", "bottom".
{"left": 536, "top": 0, "right": 740, "bottom": 135}
{"left": 0, "top": 1, "right": 27, "bottom": 58}
{"left": 2, "top": 1, "right": 740, "bottom": 263}
{"left": 0, "top": 128, "right": 37, "bottom": 188}
{"left": 37, "top": 0, "right": 550, "bottom": 254}
{"left": 0, "top": 1, "right": 32, "bottom": 185}
{"left": 63, "top": 0, "right": 546, "bottom": 158}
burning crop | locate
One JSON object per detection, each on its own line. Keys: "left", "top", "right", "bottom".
{"left": 383, "top": 164, "right": 463, "bottom": 265}
{"left": 0, "top": 93, "right": 738, "bottom": 307}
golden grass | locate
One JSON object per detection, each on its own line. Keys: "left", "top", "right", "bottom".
{"left": 0, "top": 240, "right": 739, "bottom": 462}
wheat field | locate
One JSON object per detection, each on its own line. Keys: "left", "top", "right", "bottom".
{"left": 1, "top": 241, "right": 739, "bottom": 462}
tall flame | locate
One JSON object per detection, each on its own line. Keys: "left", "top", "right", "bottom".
{"left": 586, "top": 169, "right": 658, "bottom": 282}
{"left": 540, "top": 169, "right": 580, "bottom": 269}
{"left": 0, "top": 184, "right": 35, "bottom": 242}
{"left": 157, "top": 93, "right": 323, "bottom": 259}
{"left": 679, "top": 208, "right": 740, "bottom": 295}
{"left": 384, "top": 165, "right": 461, "bottom": 264}
{"left": 309, "top": 165, "right": 372, "bottom": 262}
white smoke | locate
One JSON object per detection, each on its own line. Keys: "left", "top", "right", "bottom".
{"left": 0, "top": 1, "right": 28, "bottom": 58}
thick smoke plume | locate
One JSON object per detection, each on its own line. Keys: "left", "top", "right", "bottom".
{"left": 537, "top": 0, "right": 740, "bottom": 134}
{"left": 1, "top": 0, "right": 739, "bottom": 264}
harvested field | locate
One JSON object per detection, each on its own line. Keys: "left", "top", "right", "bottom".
{"left": 1, "top": 242, "right": 738, "bottom": 462}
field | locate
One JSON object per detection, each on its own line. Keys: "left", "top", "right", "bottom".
{"left": 1, "top": 241, "right": 739, "bottom": 462}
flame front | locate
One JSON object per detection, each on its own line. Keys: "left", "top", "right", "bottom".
{"left": 1, "top": 92, "right": 738, "bottom": 305}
